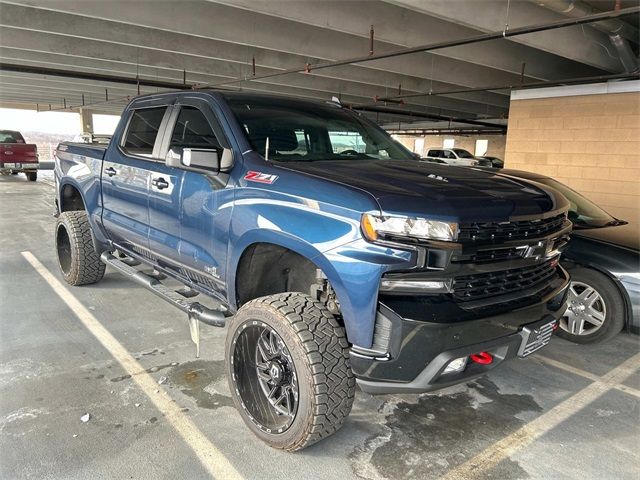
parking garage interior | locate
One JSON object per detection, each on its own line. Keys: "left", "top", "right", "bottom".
{"left": 0, "top": 1, "right": 639, "bottom": 479}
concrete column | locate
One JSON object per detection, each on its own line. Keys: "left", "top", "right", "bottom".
{"left": 79, "top": 108, "right": 93, "bottom": 134}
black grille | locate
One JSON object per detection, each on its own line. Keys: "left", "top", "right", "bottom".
{"left": 458, "top": 214, "right": 566, "bottom": 242}
{"left": 453, "top": 259, "right": 558, "bottom": 302}
{"left": 461, "top": 246, "right": 524, "bottom": 264}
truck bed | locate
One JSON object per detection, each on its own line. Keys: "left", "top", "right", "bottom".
{"left": 57, "top": 142, "right": 108, "bottom": 160}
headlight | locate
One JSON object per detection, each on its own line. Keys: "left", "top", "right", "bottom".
{"left": 361, "top": 214, "right": 458, "bottom": 242}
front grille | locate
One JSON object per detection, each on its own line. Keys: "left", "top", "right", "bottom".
{"left": 461, "top": 246, "right": 524, "bottom": 264}
{"left": 453, "top": 259, "right": 557, "bottom": 302}
{"left": 458, "top": 213, "right": 566, "bottom": 243}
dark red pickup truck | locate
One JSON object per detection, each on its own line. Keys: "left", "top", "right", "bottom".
{"left": 0, "top": 130, "right": 39, "bottom": 181}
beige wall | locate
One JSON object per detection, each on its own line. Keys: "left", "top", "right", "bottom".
{"left": 397, "top": 135, "right": 506, "bottom": 159}
{"left": 505, "top": 89, "right": 640, "bottom": 221}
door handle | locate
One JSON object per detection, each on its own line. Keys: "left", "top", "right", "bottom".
{"left": 104, "top": 166, "right": 117, "bottom": 177}
{"left": 152, "top": 177, "right": 169, "bottom": 190}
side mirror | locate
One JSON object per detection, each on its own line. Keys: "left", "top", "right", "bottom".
{"left": 166, "top": 148, "right": 233, "bottom": 173}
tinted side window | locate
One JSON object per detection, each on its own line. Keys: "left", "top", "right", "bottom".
{"left": 123, "top": 107, "right": 167, "bottom": 157}
{"left": 170, "top": 107, "right": 221, "bottom": 150}
{"left": 427, "top": 149, "right": 438, "bottom": 157}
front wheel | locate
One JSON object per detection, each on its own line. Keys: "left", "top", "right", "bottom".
{"left": 558, "top": 267, "right": 625, "bottom": 344}
{"left": 225, "top": 292, "right": 355, "bottom": 451}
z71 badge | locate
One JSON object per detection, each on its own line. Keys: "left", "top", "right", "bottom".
{"left": 244, "top": 171, "right": 279, "bottom": 184}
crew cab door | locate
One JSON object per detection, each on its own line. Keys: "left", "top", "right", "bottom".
{"left": 102, "top": 104, "right": 171, "bottom": 253}
{"left": 154, "top": 98, "right": 234, "bottom": 299}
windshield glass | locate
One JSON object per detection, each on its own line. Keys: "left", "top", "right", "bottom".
{"left": 227, "top": 97, "right": 415, "bottom": 162}
{"left": 534, "top": 177, "right": 617, "bottom": 227}
{"left": 453, "top": 148, "right": 474, "bottom": 158}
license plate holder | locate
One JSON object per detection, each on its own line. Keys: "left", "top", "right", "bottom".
{"left": 3, "top": 163, "right": 16, "bottom": 168}
{"left": 518, "top": 318, "right": 556, "bottom": 357}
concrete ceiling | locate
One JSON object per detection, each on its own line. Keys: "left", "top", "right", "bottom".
{"left": 0, "top": 0, "right": 637, "bottom": 129}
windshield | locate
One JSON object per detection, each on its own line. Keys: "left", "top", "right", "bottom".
{"left": 534, "top": 177, "right": 617, "bottom": 228}
{"left": 227, "top": 97, "right": 415, "bottom": 162}
{"left": 453, "top": 148, "right": 474, "bottom": 158}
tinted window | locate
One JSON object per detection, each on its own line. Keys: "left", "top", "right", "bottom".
{"left": 0, "top": 131, "right": 25, "bottom": 143}
{"left": 427, "top": 149, "right": 440, "bottom": 157}
{"left": 443, "top": 150, "right": 456, "bottom": 159}
{"left": 227, "top": 97, "right": 414, "bottom": 162}
{"left": 170, "top": 107, "right": 221, "bottom": 150}
{"left": 122, "top": 107, "right": 167, "bottom": 157}
{"left": 453, "top": 148, "right": 474, "bottom": 158}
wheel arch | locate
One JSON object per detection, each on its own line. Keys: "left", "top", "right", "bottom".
{"left": 229, "top": 230, "right": 353, "bottom": 334}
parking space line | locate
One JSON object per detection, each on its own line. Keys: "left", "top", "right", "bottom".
{"left": 21, "top": 251, "right": 243, "bottom": 480}
{"left": 537, "top": 355, "right": 640, "bottom": 398}
{"left": 441, "top": 351, "right": 640, "bottom": 480}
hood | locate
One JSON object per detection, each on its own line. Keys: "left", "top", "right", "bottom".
{"left": 572, "top": 221, "right": 639, "bottom": 252}
{"left": 278, "top": 160, "right": 568, "bottom": 222}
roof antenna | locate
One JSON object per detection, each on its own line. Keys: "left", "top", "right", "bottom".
{"left": 265, "top": 136, "right": 269, "bottom": 161}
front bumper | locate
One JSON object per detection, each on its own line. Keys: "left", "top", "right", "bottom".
{"left": 352, "top": 265, "right": 570, "bottom": 394}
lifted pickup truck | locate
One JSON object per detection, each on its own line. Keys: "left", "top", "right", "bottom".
{"left": 0, "top": 130, "right": 38, "bottom": 181}
{"left": 54, "top": 91, "right": 571, "bottom": 450}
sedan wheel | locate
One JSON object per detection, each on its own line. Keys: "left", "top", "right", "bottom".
{"left": 561, "top": 281, "right": 606, "bottom": 335}
{"left": 557, "top": 267, "right": 625, "bottom": 344}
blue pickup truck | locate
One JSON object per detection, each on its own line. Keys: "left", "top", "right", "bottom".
{"left": 54, "top": 91, "right": 571, "bottom": 450}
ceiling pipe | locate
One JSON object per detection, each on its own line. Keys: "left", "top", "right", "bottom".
{"left": 532, "top": 0, "right": 639, "bottom": 72}
{"left": 196, "top": 6, "right": 640, "bottom": 89}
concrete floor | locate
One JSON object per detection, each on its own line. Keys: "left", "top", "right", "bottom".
{"left": 1, "top": 171, "right": 639, "bottom": 480}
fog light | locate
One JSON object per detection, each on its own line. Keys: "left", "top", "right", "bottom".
{"left": 443, "top": 356, "right": 467, "bottom": 374}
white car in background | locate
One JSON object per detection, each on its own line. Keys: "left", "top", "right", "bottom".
{"left": 425, "top": 148, "right": 490, "bottom": 167}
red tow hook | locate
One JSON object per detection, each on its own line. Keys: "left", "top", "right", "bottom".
{"left": 470, "top": 351, "right": 493, "bottom": 365}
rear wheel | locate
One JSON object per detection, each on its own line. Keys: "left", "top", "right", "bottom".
{"left": 26, "top": 171, "right": 37, "bottom": 181}
{"left": 55, "top": 211, "right": 105, "bottom": 285}
{"left": 225, "top": 292, "right": 355, "bottom": 451}
{"left": 558, "top": 267, "right": 625, "bottom": 344}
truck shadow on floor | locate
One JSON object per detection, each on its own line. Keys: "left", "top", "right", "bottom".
{"left": 350, "top": 378, "right": 541, "bottom": 480}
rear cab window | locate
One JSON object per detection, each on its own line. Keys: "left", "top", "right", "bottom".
{"left": 0, "top": 131, "right": 25, "bottom": 143}
{"left": 121, "top": 107, "right": 167, "bottom": 158}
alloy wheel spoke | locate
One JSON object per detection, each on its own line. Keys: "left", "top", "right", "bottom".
{"left": 567, "top": 313, "right": 584, "bottom": 335}
{"left": 586, "top": 307, "right": 605, "bottom": 324}
{"left": 257, "top": 335, "right": 271, "bottom": 361}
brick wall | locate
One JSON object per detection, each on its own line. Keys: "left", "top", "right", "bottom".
{"left": 505, "top": 85, "right": 640, "bottom": 222}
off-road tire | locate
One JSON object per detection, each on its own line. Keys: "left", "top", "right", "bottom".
{"left": 558, "top": 267, "right": 625, "bottom": 344}
{"left": 225, "top": 292, "right": 356, "bottom": 451}
{"left": 26, "top": 171, "right": 37, "bottom": 181}
{"left": 55, "top": 211, "right": 105, "bottom": 286}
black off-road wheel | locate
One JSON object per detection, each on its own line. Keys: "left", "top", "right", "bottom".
{"left": 55, "top": 211, "right": 106, "bottom": 286}
{"left": 225, "top": 292, "right": 356, "bottom": 451}
{"left": 26, "top": 171, "right": 37, "bottom": 181}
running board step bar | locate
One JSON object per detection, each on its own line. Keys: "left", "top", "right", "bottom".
{"left": 101, "top": 252, "right": 227, "bottom": 357}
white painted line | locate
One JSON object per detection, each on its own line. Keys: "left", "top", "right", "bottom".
{"left": 442, "top": 351, "right": 640, "bottom": 480}
{"left": 21, "top": 251, "right": 243, "bottom": 480}
{"left": 536, "top": 355, "right": 602, "bottom": 382}
{"left": 537, "top": 355, "right": 640, "bottom": 399}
